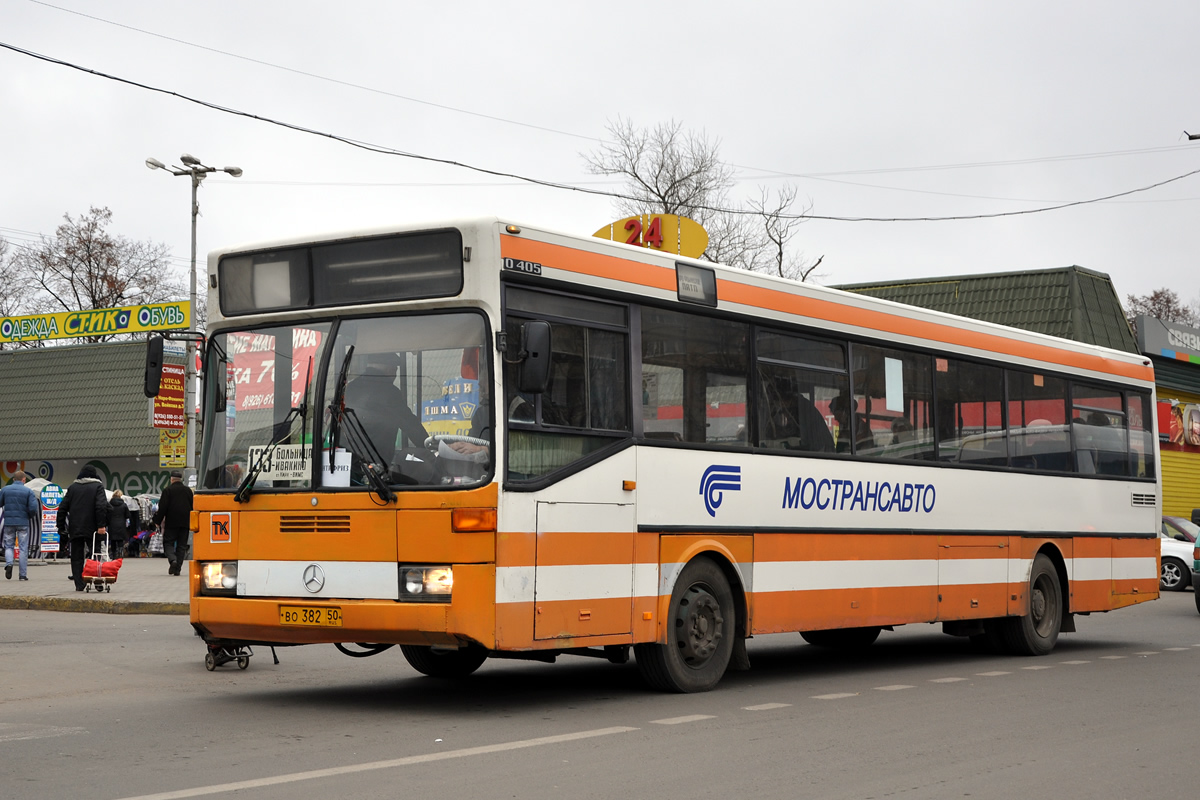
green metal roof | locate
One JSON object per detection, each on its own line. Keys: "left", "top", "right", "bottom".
{"left": 0, "top": 342, "right": 183, "bottom": 460}
{"left": 834, "top": 266, "right": 1138, "bottom": 353}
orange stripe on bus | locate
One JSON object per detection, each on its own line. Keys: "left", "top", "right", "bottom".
{"left": 533, "top": 531, "right": 634, "bottom": 565}
{"left": 755, "top": 533, "right": 939, "bottom": 561}
{"left": 750, "top": 586, "right": 939, "bottom": 633}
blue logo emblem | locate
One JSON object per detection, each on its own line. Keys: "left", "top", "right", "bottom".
{"left": 700, "top": 465, "right": 741, "bottom": 517}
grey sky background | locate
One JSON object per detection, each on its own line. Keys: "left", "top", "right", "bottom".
{"left": 3, "top": 0, "right": 1198, "bottom": 307}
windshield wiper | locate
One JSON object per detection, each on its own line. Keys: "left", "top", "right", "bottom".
{"left": 328, "top": 346, "right": 354, "bottom": 462}
{"left": 341, "top": 407, "right": 396, "bottom": 503}
{"left": 233, "top": 355, "right": 314, "bottom": 504}
{"left": 233, "top": 407, "right": 302, "bottom": 503}
{"left": 325, "top": 346, "right": 395, "bottom": 503}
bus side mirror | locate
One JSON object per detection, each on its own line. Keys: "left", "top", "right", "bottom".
{"left": 143, "top": 335, "right": 164, "bottom": 398}
{"left": 517, "top": 320, "right": 552, "bottom": 394}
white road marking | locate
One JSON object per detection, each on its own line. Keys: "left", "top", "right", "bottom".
{"left": 1133, "top": 651, "right": 1158, "bottom": 656}
{"left": 1100, "top": 656, "right": 1126, "bottom": 660}
{"left": 650, "top": 715, "right": 715, "bottom": 725}
{"left": 111, "top": 726, "right": 638, "bottom": 800}
{"left": 1059, "top": 660, "right": 1090, "bottom": 664}
{"left": 1020, "top": 666, "right": 1052, "bottom": 670}
{"left": 742, "top": 703, "right": 791, "bottom": 711}
{"left": 929, "top": 677, "right": 967, "bottom": 683}
{"left": 812, "top": 692, "right": 859, "bottom": 700}
{"left": 873, "top": 684, "right": 914, "bottom": 691}
{"left": 0, "top": 723, "right": 85, "bottom": 742}
{"left": 1163, "top": 647, "right": 1190, "bottom": 652}
{"left": 976, "top": 671, "right": 1011, "bottom": 676}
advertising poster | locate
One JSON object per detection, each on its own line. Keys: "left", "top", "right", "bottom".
{"left": 39, "top": 483, "right": 63, "bottom": 554}
{"left": 1161, "top": 401, "right": 1200, "bottom": 452}
{"left": 159, "top": 428, "right": 187, "bottom": 468}
{"left": 152, "top": 364, "right": 187, "bottom": 429}
{"left": 422, "top": 378, "right": 480, "bottom": 437}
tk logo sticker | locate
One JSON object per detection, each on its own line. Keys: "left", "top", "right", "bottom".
{"left": 210, "top": 512, "right": 232, "bottom": 544}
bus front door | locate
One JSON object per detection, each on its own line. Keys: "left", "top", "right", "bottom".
{"left": 534, "top": 501, "right": 636, "bottom": 640}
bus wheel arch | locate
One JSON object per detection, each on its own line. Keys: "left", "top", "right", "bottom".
{"left": 635, "top": 554, "right": 741, "bottom": 692}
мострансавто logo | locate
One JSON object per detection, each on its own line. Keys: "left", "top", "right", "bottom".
{"left": 700, "top": 464, "right": 741, "bottom": 517}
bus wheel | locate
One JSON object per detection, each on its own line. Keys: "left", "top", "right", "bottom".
{"left": 800, "top": 627, "right": 881, "bottom": 649}
{"left": 400, "top": 644, "right": 488, "bottom": 678}
{"left": 1001, "top": 554, "right": 1062, "bottom": 656}
{"left": 635, "top": 557, "right": 735, "bottom": 693}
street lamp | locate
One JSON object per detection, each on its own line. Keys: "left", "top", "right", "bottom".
{"left": 146, "top": 154, "right": 242, "bottom": 475}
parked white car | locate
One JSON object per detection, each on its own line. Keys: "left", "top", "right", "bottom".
{"left": 1160, "top": 516, "right": 1197, "bottom": 592}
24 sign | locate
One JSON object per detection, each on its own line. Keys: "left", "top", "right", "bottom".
{"left": 592, "top": 214, "right": 709, "bottom": 259}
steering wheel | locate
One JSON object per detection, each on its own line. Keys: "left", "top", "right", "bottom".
{"left": 424, "top": 434, "right": 489, "bottom": 449}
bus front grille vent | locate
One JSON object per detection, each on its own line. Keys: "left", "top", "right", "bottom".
{"left": 280, "top": 515, "right": 353, "bottom": 534}
{"left": 1130, "top": 493, "right": 1156, "bottom": 508}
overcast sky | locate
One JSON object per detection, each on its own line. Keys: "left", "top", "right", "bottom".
{"left": 3, "top": 1, "right": 1198, "bottom": 309}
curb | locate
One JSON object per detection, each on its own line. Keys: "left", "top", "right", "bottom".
{"left": 0, "top": 595, "right": 188, "bottom": 615}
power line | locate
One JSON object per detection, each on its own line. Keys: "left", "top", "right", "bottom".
{"left": 2, "top": 39, "right": 1199, "bottom": 223}
{"left": 27, "top": 0, "right": 597, "bottom": 143}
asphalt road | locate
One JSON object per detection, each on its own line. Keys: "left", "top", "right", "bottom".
{"left": 2, "top": 590, "right": 1196, "bottom": 800}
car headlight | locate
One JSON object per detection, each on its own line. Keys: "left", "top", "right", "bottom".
{"left": 399, "top": 565, "right": 452, "bottom": 601}
{"left": 200, "top": 561, "right": 238, "bottom": 596}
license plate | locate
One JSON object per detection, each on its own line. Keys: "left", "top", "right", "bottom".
{"left": 279, "top": 605, "right": 342, "bottom": 627}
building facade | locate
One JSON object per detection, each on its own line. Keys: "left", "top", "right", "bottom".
{"left": 0, "top": 341, "right": 185, "bottom": 494}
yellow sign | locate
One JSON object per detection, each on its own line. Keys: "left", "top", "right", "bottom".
{"left": 593, "top": 214, "right": 709, "bottom": 259}
{"left": 0, "top": 302, "right": 190, "bottom": 344}
{"left": 159, "top": 428, "right": 187, "bottom": 468}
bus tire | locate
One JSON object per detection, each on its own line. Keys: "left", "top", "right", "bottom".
{"left": 1001, "top": 554, "right": 1062, "bottom": 656}
{"left": 635, "top": 557, "right": 734, "bottom": 693}
{"left": 400, "top": 644, "right": 488, "bottom": 678}
{"left": 800, "top": 627, "right": 881, "bottom": 649}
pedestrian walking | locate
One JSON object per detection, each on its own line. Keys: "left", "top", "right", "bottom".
{"left": 153, "top": 470, "right": 193, "bottom": 576}
{"left": 57, "top": 465, "right": 109, "bottom": 591}
{"left": 108, "top": 490, "right": 132, "bottom": 559}
{"left": 0, "top": 471, "right": 40, "bottom": 581}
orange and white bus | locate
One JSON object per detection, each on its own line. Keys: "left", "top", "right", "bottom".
{"left": 160, "top": 217, "right": 1160, "bottom": 691}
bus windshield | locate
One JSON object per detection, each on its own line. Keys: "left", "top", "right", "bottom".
{"left": 200, "top": 312, "right": 492, "bottom": 492}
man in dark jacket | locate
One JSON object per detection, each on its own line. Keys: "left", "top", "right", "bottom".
{"left": 107, "top": 490, "right": 132, "bottom": 559}
{"left": 154, "top": 470, "right": 193, "bottom": 576}
{"left": 57, "top": 465, "right": 108, "bottom": 591}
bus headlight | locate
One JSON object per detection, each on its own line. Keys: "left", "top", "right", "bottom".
{"left": 400, "top": 565, "right": 453, "bottom": 601}
{"left": 200, "top": 562, "right": 238, "bottom": 596}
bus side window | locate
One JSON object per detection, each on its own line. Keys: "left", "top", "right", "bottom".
{"left": 1007, "top": 370, "right": 1069, "bottom": 472}
{"left": 502, "top": 295, "right": 631, "bottom": 480}
{"left": 934, "top": 358, "right": 1005, "bottom": 466}
{"left": 642, "top": 307, "right": 749, "bottom": 446}
{"left": 852, "top": 345, "right": 934, "bottom": 461}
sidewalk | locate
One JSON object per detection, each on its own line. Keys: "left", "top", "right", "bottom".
{"left": 0, "top": 555, "right": 189, "bottom": 615}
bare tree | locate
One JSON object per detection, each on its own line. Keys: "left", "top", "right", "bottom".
{"left": 748, "top": 185, "right": 825, "bottom": 282}
{"left": 0, "top": 237, "right": 35, "bottom": 318}
{"left": 8, "top": 207, "right": 187, "bottom": 344}
{"left": 584, "top": 118, "right": 822, "bottom": 280}
{"left": 1126, "top": 288, "right": 1199, "bottom": 333}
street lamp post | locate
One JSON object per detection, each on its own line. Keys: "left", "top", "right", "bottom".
{"left": 146, "top": 154, "right": 242, "bottom": 475}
